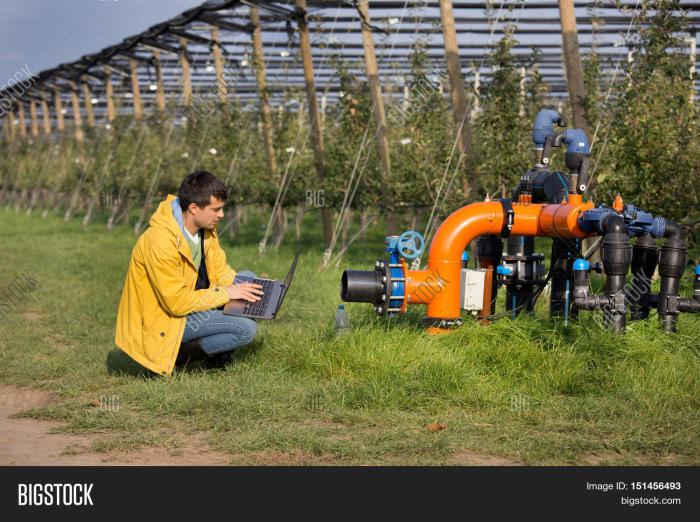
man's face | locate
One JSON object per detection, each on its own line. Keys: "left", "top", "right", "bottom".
{"left": 189, "top": 196, "right": 225, "bottom": 230}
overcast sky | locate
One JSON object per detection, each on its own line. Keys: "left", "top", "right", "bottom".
{"left": 0, "top": 0, "right": 197, "bottom": 86}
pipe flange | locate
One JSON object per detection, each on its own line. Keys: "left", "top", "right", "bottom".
{"left": 372, "top": 261, "right": 393, "bottom": 316}
{"left": 499, "top": 199, "right": 515, "bottom": 238}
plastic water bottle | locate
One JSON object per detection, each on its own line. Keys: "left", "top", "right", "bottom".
{"left": 335, "top": 304, "right": 350, "bottom": 333}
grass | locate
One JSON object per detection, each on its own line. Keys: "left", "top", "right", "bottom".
{"left": 0, "top": 205, "right": 699, "bottom": 465}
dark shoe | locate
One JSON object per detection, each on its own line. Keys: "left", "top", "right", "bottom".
{"left": 175, "top": 340, "right": 208, "bottom": 366}
{"left": 203, "top": 351, "right": 233, "bottom": 370}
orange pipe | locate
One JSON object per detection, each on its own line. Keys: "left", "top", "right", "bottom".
{"left": 405, "top": 268, "right": 435, "bottom": 305}
{"left": 539, "top": 194, "right": 594, "bottom": 238}
{"left": 509, "top": 202, "right": 545, "bottom": 236}
{"left": 403, "top": 198, "right": 596, "bottom": 322}
{"left": 424, "top": 201, "right": 504, "bottom": 319}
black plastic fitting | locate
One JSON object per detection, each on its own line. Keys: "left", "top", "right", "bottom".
{"left": 678, "top": 298, "right": 700, "bottom": 313}
{"left": 477, "top": 235, "right": 504, "bottom": 315}
{"left": 341, "top": 268, "right": 384, "bottom": 304}
{"left": 512, "top": 169, "right": 570, "bottom": 204}
{"left": 573, "top": 263, "right": 612, "bottom": 311}
{"left": 629, "top": 233, "right": 658, "bottom": 321}
{"left": 477, "top": 234, "right": 504, "bottom": 260}
{"left": 600, "top": 214, "right": 633, "bottom": 333}
{"left": 501, "top": 235, "right": 545, "bottom": 315}
{"left": 549, "top": 239, "right": 571, "bottom": 318}
{"left": 657, "top": 221, "right": 687, "bottom": 333}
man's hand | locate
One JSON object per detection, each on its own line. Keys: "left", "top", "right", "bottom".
{"left": 226, "top": 281, "right": 264, "bottom": 302}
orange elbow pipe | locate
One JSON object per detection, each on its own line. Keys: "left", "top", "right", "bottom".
{"left": 405, "top": 268, "right": 443, "bottom": 305}
{"left": 403, "top": 197, "right": 595, "bottom": 322}
{"left": 424, "top": 201, "right": 505, "bottom": 319}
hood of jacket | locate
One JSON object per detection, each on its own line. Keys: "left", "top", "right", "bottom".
{"left": 149, "top": 194, "right": 189, "bottom": 238}
{"left": 149, "top": 194, "right": 219, "bottom": 266}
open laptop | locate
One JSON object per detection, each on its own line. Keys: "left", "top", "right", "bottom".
{"left": 222, "top": 253, "right": 299, "bottom": 320}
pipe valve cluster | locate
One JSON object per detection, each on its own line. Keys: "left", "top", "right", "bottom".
{"left": 340, "top": 108, "right": 698, "bottom": 335}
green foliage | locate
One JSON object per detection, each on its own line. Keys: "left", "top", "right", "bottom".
{"left": 470, "top": 29, "right": 538, "bottom": 197}
{"left": 323, "top": 56, "right": 381, "bottom": 210}
{"left": 591, "top": 0, "right": 700, "bottom": 242}
{"left": 388, "top": 41, "right": 458, "bottom": 213}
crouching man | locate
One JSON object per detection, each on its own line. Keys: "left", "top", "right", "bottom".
{"left": 114, "top": 171, "right": 263, "bottom": 375}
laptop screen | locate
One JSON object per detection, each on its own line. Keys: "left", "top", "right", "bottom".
{"left": 275, "top": 252, "right": 300, "bottom": 314}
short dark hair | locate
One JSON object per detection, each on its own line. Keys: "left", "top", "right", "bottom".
{"left": 177, "top": 171, "right": 228, "bottom": 211}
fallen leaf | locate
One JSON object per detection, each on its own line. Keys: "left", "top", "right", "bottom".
{"left": 425, "top": 422, "right": 447, "bottom": 432}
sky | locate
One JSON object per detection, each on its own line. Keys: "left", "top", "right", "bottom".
{"left": 0, "top": 0, "right": 197, "bottom": 86}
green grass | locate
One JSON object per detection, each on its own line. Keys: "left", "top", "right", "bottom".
{"left": 1, "top": 206, "right": 699, "bottom": 465}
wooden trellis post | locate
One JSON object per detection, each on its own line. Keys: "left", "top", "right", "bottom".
{"left": 439, "top": 0, "right": 476, "bottom": 200}
{"left": 357, "top": 0, "right": 395, "bottom": 234}
{"left": 40, "top": 92, "right": 52, "bottom": 134}
{"left": 402, "top": 79, "right": 409, "bottom": 111}
{"left": 558, "top": 0, "right": 590, "bottom": 137}
{"left": 29, "top": 99, "right": 39, "bottom": 137}
{"left": 70, "top": 82, "right": 84, "bottom": 144}
{"left": 81, "top": 78, "right": 95, "bottom": 129}
{"left": 210, "top": 26, "right": 228, "bottom": 105}
{"left": 471, "top": 68, "right": 480, "bottom": 119}
{"left": 440, "top": 0, "right": 478, "bottom": 200}
{"left": 54, "top": 88, "right": 65, "bottom": 132}
{"left": 153, "top": 50, "right": 166, "bottom": 114}
{"left": 8, "top": 110, "right": 16, "bottom": 140}
{"left": 105, "top": 67, "right": 116, "bottom": 123}
{"left": 295, "top": 0, "right": 332, "bottom": 248}
{"left": 179, "top": 37, "right": 193, "bottom": 107}
{"left": 689, "top": 31, "right": 697, "bottom": 103}
{"left": 519, "top": 66, "right": 527, "bottom": 117}
{"left": 17, "top": 102, "right": 27, "bottom": 137}
{"left": 129, "top": 59, "right": 143, "bottom": 122}
{"left": 250, "top": 5, "right": 277, "bottom": 174}
{"left": 3, "top": 116, "right": 13, "bottom": 142}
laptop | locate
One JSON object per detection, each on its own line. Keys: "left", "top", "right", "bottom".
{"left": 222, "top": 253, "right": 299, "bottom": 319}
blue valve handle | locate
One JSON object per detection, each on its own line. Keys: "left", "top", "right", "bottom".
{"left": 397, "top": 230, "right": 425, "bottom": 260}
{"left": 563, "top": 129, "right": 590, "bottom": 155}
{"left": 532, "top": 109, "right": 565, "bottom": 148}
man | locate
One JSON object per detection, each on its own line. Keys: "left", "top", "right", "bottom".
{"left": 115, "top": 171, "right": 263, "bottom": 375}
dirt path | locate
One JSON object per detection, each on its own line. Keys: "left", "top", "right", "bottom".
{"left": 1, "top": 384, "right": 521, "bottom": 466}
{"left": 0, "top": 384, "right": 229, "bottom": 466}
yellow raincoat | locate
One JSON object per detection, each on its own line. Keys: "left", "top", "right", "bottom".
{"left": 114, "top": 194, "right": 236, "bottom": 375}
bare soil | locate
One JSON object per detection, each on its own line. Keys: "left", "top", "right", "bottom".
{"left": 0, "top": 384, "right": 229, "bottom": 466}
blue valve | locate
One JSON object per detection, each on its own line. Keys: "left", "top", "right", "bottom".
{"left": 573, "top": 258, "right": 590, "bottom": 271}
{"left": 532, "top": 109, "right": 564, "bottom": 148}
{"left": 563, "top": 129, "right": 590, "bottom": 155}
{"left": 578, "top": 205, "right": 666, "bottom": 238}
{"left": 397, "top": 230, "right": 425, "bottom": 260}
{"left": 497, "top": 265, "right": 513, "bottom": 276}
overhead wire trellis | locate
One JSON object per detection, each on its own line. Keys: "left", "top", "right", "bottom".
{"left": 1, "top": 1, "right": 697, "bottom": 133}
{"left": 0, "top": 0, "right": 698, "bottom": 256}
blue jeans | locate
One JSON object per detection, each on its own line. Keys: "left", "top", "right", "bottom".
{"left": 180, "top": 270, "right": 258, "bottom": 356}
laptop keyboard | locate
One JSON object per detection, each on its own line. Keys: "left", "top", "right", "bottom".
{"left": 241, "top": 278, "right": 275, "bottom": 316}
